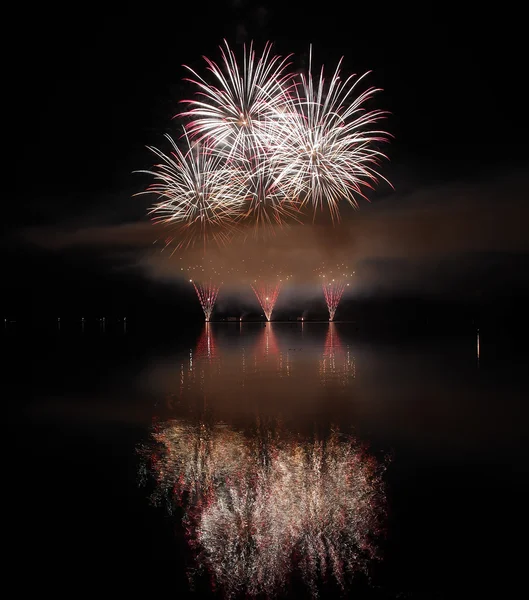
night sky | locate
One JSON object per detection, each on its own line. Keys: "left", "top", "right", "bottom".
{"left": 6, "top": 2, "right": 529, "bottom": 325}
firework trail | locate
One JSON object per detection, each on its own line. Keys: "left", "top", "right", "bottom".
{"left": 140, "top": 419, "right": 387, "bottom": 597}
{"left": 191, "top": 279, "right": 221, "bottom": 321}
{"left": 180, "top": 40, "right": 294, "bottom": 156}
{"left": 251, "top": 280, "right": 282, "bottom": 321}
{"left": 136, "top": 130, "right": 242, "bottom": 250}
{"left": 270, "top": 47, "right": 390, "bottom": 221}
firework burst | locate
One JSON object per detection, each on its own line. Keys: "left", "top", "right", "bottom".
{"left": 231, "top": 146, "right": 304, "bottom": 233}
{"left": 191, "top": 279, "right": 221, "bottom": 321}
{"left": 271, "top": 48, "right": 390, "bottom": 221}
{"left": 139, "top": 42, "right": 391, "bottom": 248}
{"left": 136, "top": 131, "right": 242, "bottom": 250}
{"left": 180, "top": 40, "right": 294, "bottom": 156}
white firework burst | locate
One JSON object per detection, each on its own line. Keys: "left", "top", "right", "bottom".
{"left": 270, "top": 48, "right": 391, "bottom": 221}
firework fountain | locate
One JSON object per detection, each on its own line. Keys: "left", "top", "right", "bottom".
{"left": 322, "top": 277, "right": 349, "bottom": 322}
{"left": 191, "top": 279, "right": 221, "bottom": 321}
{"left": 251, "top": 280, "right": 282, "bottom": 321}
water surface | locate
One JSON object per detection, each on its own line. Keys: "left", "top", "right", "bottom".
{"left": 6, "top": 322, "right": 528, "bottom": 597}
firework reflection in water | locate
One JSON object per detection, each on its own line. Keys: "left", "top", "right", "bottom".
{"left": 319, "top": 323, "right": 356, "bottom": 385}
{"left": 140, "top": 419, "right": 387, "bottom": 597}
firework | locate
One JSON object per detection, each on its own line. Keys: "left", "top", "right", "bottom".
{"left": 251, "top": 280, "right": 282, "bottom": 321}
{"left": 136, "top": 131, "right": 242, "bottom": 250}
{"left": 232, "top": 146, "right": 304, "bottom": 233}
{"left": 321, "top": 276, "right": 349, "bottom": 321}
{"left": 191, "top": 279, "right": 221, "bottom": 321}
{"left": 138, "top": 42, "right": 391, "bottom": 248}
{"left": 180, "top": 40, "right": 294, "bottom": 156}
{"left": 141, "top": 418, "right": 387, "bottom": 597}
{"left": 270, "top": 48, "right": 390, "bottom": 221}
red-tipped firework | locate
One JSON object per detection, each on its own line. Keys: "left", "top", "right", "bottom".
{"left": 322, "top": 277, "right": 349, "bottom": 321}
{"left": 251, "top": 280, "right": 282, "bottom": 321}
{"left": 191, "top": 279, "right": 221, "bottom": 321}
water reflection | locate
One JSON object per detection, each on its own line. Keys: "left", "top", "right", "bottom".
{"left": 161, "top": 323, "right": 358, "bottom": 415}
{"left": 140, "top": 324, "right": 388, "bottom": 595}
{"left": 140, "top": 416, "right": 387, "bottom": 597}
{"left": 195, "top": 322, "right": 217, "bottom": 360}
{"left": 319, "top": 323, "right": 356, "bottom": 385}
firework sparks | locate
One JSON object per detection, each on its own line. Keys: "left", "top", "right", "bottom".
{"left": 140, "top": 419, "right": 387, "bottom": 597}
{"left": 270, "top": 48, "right": 390, "bottom": 221}
{"left": 318, "top": 265, "right": 353, "bottom": 321}
{"left": 191, "top": 279, "right": 221, "bottom": 321}
{"left": 322, "top": 278, "right": 349, "bottom": 322}
{"left": 136, "top": 131, "right": 242, "bottom": 250}
{"left": 251, "top": 280, "right": 282, "bottom": 321}
{"left": 231, "top": 146, "right": 304, "bottom": 233}
{"left": 138, "top": 41, "right": 390, "bottom": 247}
{"left": 180, "top": 40, "right": 294, "bottom": 156}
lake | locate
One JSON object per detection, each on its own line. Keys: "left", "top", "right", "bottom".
{"left": 6, "top": 321, "right": 528, "bottom": 598}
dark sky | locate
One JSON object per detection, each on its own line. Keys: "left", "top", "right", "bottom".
{"left": 5, "top": 1, "right": 529, "bottom": 320}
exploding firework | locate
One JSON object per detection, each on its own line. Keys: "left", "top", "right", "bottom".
{"left": 231, "top": 146, "right": 303, "bottom": 233}
{"left": 136, "top": 131, "right": 242, "bottom": 250}
{"left": 139, "top": 41, "right": 390, "bottom": 247}
{"left": 271, "top": 48, "right": 390, "bottom": 221}
{"left": 251, "top": 280, "right": 282, "bottom": 321}
{"left": 191, "top": 279, "right": 221, "bottom": 321}
{"left": 180, "top": 40, "right": 294, "bottom": 156}
{"left": 140, "top": 418, "right": 387, "bottom": 597}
